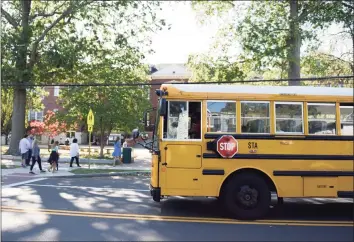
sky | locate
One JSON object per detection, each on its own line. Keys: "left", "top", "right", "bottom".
{"left": 144, "top": 1, "right": 219, "bottom": 65}
{"left": 144, "top": 1, "right": 352, "bottom": 65}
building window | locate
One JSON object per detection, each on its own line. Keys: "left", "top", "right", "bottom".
{"left": 66, "top": 131, "right": 75, "bottom": 138}
{"left": 308, "top": 103, "right": 336, "bottom": 135}
{"left": 241, "top": 101, "right": 270, "bottom": 133}
{"left": 54, "top": 86, "right": 60, "bottom": 97}
{"left": 275, "top": 102, "right": 303, "bottom": 134}
{"left": 28, "top": 110, "right": 44, "bottom": 122}
{"left": 207, "top": 101, "right": 236, "bottom": 132}
{"left": 340, "top": 103, "right": 353, "bottom": 136}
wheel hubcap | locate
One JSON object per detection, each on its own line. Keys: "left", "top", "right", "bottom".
{"left": 236, "top": 185, "right": 259, "bottom": 208}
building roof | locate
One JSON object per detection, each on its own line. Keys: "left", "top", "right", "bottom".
{"left": 162, "top": 84, "right": 353, "bottom": 97}
{"left": 150, "top": 64, "right": 191, "bottom": 80}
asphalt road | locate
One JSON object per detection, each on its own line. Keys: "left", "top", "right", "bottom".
{"left": 2, "top": 176, "right": 353, "bottom": 241}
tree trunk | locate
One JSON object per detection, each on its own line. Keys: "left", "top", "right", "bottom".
{"left": 287, "top": 0, "right": 301, "bottom": 86}
{"left": 8, "top": 88, "right": 27, "bottom": 154}
{"left": 7, "top": 0, "right": 32, "bottom": 155}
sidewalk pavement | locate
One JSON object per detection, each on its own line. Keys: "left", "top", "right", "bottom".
{"left": 1, "top": 147, "right": 152, "bottom": 164}
{"left": 1, "top": 149, "right": 152, "bottom": 178}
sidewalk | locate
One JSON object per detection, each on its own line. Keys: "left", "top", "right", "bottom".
{"left": 1, "top": 149, "right": 152, "bottom": 178}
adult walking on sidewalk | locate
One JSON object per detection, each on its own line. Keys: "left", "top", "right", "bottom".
{"left": 112, "top": 137, "right": 122, "bottom": 166}
{"left": 29, "top": 139, "right": 46, "bottom": 174}
{"left": 19, "top": 134, "right": 30, "bottom": 168}
{"left": 26, "top": 134, "right": 34, "bottom": 166}
{"left": 69, "top": 138, "right": 81, "bottom": 167}
{"left": 48, "top": 141, "right": 59, "bottom": 173}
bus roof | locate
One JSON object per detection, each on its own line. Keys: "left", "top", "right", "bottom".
{"left": 161, "top": 84, "right": 353, "bottom": 97}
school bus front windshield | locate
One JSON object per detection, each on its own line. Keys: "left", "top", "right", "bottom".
{"left": 146, "top": 83, "right": 353, "bottom": 220}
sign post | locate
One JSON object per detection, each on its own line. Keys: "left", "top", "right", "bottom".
{"left": 216, "top": 135, "right": 238, "bottom": 158}
{"left": 87, "top": 109, "right": 94, "bottom": 169}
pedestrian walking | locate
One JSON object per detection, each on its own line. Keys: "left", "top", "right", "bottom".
{"left": 19, "top": 134, "right": 30, "bottom": 168}
{"left": 69, "top": 138, "right": 81, "bottom": 167}
{"left": 26, "top": 134, "right": 34, "bottom": 166}
{"left": 29, "top": 139, "right": 46, "bottom": 174}
{"left": 48, "top": 141, "right": 59, "bottom": 173}
{"left": 112, "top": 137, "right": 122, "bottom": 165}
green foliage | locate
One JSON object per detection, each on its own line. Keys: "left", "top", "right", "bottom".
{"left": 301, "top": 52, "right": 353, "bottom": 87}
{"left": 57, "top": 49, "right": 151, "bottom": 156}
{"left": 189, "top": 0, "right": 353, "bottom": 83}
{"left": 1, "top": 89, "right": 13, "bottom": 139}
{"left": 2, "top": 0, "right": 166, "bottom": 154}
{"left": 187, "top": 54, "right": 245, "bottom": 82}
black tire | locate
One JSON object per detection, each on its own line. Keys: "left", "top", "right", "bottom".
{"left": 222, "top": 173, "right": 271, "bottom": 220}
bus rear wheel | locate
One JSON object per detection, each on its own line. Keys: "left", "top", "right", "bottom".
{"left": 222, "top": 173, "right": 271, "bottom": 220}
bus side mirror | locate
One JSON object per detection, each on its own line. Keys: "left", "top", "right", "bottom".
{"left": 160, "top": 98, "right": 167, "bottom": 116}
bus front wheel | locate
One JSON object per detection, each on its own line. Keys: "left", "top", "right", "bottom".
{"left": 222, "top": 173, "right": 271, "bottom": 220}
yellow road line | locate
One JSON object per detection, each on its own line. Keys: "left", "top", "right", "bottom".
{"left": 1, "top": 207, "right": 352, "bottom": 227}
{"left": 2, "top": 205, "right": 351, "bottom": 224}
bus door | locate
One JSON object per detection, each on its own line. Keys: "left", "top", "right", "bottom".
{"left": 160, "top": 100, "right": 203, "bottom": 192}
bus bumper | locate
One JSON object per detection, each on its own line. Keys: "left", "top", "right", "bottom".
{"left": 150, "top": 184, "right": 161, "bottom": 202}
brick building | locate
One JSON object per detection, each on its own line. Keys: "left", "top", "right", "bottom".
{"left": 29, "top": 86, "right": 87, "bottom": 145}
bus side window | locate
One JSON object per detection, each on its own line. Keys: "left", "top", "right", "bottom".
{"left": 241, "top": 101, "right": 270, "bottom": 134}
{"left": 275, "top": 102, "right": 303, "bottom": 134}
{"left": 307, "top": 103, "right": 336, "bottom": 135}
{"left": 207, "top": 101, "right": 236, "bottom": 133}
{"left": 340, "top": 103, "right": 354, "bottom": 136}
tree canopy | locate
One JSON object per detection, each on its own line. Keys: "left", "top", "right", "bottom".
{"left": 189, "top": 0, "right": 353, "bottom": 85}
{"left": 1, "top": 0, "right": 166, "bottom": 154}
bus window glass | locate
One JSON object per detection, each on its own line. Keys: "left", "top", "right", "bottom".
{"left": 308, "top": 103, "right": 336, "bottom": 135}
{"left": 165, "top": 101, "right": 201, "bottom": 140}
{"left": 340, "top": 103, "right": 353, "bottom": 136}
{"left": 275, "top": 102, "right": 303, "bottom": 133}
{"left": 241, "top": 102, "right": 270, "bottom": 133}
{"left": 207, "top": 101, "right": 236, "bottom": 132}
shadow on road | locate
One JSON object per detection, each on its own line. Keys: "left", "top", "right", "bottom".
{"left": 2, "top": 176, "right": 353, "bottom": 241}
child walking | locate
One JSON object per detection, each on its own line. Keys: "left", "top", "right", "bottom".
{"left": 29, "top": 139, "right": 46, "bottom": 174}
{"left": 48, "top": 141, "right": 59, "bottom": 173}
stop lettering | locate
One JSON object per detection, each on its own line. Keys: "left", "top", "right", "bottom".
{"left": 216, "top": 135, "right": 238, "bottom": 158}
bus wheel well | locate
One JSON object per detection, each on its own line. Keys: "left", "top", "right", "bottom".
{"left": 219, "top": 168, "right": 277, "bottom": 198}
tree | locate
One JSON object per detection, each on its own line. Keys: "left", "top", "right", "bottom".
{"left": 27, "top": 110, "right": 69, "bottom": 149}
{"left": 1, "top": 0, "right": 166, "bottom": 155}
{"left": 1, "top": 89, "right": 13, "bottom": 145}
{"left": 187, "top": 54, "right": 246, "bottom": 82}
{"left": 0, "top": 86, "right": 47, "bottom": 146}
{"left": 58, "top": 48, "right": 151, "bottom": 157}
{"left": 301, "top": 52, "right": 353, "bottom": 87}
{"left": 191, "top": 0, "right": 353, "bottom": 85}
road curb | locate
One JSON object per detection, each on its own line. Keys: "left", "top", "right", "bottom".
{"left": 48, "top": 170, "right": 151, "bottom": 178}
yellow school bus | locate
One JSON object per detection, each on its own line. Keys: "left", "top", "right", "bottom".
{"left": 133, "top": 83, "right": 353, "bottom": 220}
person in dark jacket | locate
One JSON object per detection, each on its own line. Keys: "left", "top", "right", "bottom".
{"left": 29, "top": 139, "right": 46, "bottom": 174}
{"left": 48, "top": 141, "right": 60, "bottom": 173}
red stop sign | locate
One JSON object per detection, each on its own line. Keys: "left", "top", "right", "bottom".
{"left": 216, "top": 135, "right": 238, "bottom": 158}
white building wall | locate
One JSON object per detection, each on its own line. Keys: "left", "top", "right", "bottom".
{"left": 40, "top": 132, "right": 87, "bottom": 145}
